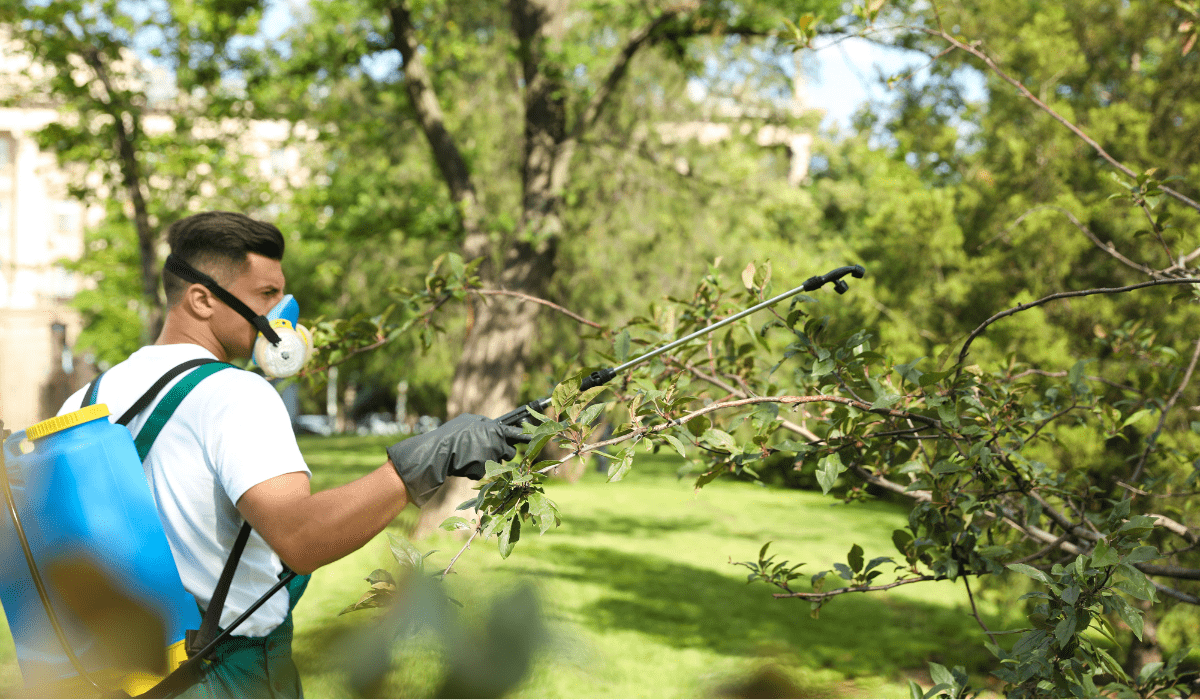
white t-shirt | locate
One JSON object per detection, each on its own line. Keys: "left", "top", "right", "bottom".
{"left": 59, "top": 343, "right": 311, "bottom": 637}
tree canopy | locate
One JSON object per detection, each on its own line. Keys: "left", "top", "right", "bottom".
{"left": 2, "top": 0, "right": 1198, "bottom": 695}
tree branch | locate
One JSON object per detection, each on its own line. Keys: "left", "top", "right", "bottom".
{"left": 386, "top": 0, "right": 485, "bottom": 247}
{"left": 964, "top": 576, "right": 999, "bottom": 645}
{"left": 957, "top": 278, "right": 1200, "bottom": 369}
{"left": 924, "top": 29, "right": 1200, "bottom": 214}
{"left": 572, "top": 8, "right": 684, "bottom": 139}
{"left": 997, "top": 206, "right": 1158, "bottom": 277}
{"left": 473, "top": 288, "right": 604, "bottom": 328}
{"left": 1130, "top": 337, "right": 1200, "bottom": 482}
{"left": 678, "top": 362, "right": 821, "bottom": 441}
{"left": 1136, "top": 564, "right": 1200, "bottom": 581}
{"left": 1149, "top": 580, "right": 1200, "bottom": 605}
{"left": 77, "top": 43, "right": 161, "bottom": 338}
{"left": 771, "top": 575, "right": 943, "bottom": 601}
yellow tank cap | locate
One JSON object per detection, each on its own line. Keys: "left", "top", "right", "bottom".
{"left": 27, "top": 404, "right": 111, "bottom": 441}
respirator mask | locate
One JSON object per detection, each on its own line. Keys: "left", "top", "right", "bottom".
{"left": 164, "top": 255, "right": 313, "bottom": 378}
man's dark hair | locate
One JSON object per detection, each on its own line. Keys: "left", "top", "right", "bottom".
{"left": 163, "top": 211, "right": 285, "bottom": 305}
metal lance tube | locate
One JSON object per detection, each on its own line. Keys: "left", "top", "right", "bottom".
{"left": 498, "top": 265, "right": 865, "bottom": 426}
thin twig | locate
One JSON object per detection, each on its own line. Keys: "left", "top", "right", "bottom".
{"left": 1130, "top": 337, "right": 1200, "bottom": 483}
{"left": 1008, "top": 368, "right": 1142, "bottom": 394}
{"left": 440, "top": 524, "right": 482, "bottom": 578}
{"left": 924, "top": 29, "right": 1200, "bottom": 214}
{"left": 473, "top": 289, "right": 604, "bottom": 329}
{"left": 964, "top": 576, "right": 999, "bottom": 645}
{"left": 772, "top": 575, "right": 943, "bottom": 600}
{"left": 303, "top": 335, "right": 390, "bottom": 377}
{"left": 1011, "top": 529, "right": 1075, "bottom": 564}
{"left": 679, "top": 362, "right": 821, "bottom": 440}
{"left": 1117, "top": 481, "right": 1200, "bottom": 499}
{"left": 957, "top": 278, "right": 1200, "bottom": 371}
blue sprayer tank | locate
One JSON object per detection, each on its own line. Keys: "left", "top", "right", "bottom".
{"left": 0, "top": 404, "right": 201, "bottom": 695}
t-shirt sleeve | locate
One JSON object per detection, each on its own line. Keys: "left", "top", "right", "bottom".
{"left": 199, "top": 372, "right": 311, "bottom": 506}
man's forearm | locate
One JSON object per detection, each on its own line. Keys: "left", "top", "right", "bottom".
{"left": 255, "top": 462, "right": 410, "bottom": 574}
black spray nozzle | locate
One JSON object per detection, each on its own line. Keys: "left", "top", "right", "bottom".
{"left": 801, "top": 265, "right": 866, "bottom": 294}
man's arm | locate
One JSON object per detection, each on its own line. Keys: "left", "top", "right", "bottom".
{"left": 237, "top": 413, "right": 527, "bottom": 575}
{"left": 236, "top": 462, "right": 408, "bottom": 575}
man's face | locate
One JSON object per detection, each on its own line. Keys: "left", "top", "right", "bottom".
{"left": 211, "top": 253, "right": 286, "bottom": 360}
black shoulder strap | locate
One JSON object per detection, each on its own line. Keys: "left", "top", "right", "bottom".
{"left": 185, "top": 521, "right": 253, "bottom": 658}
{"left": 117, "top": 358, "right": 218, "bottom": 426}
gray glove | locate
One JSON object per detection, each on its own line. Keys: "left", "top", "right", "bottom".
{"left": 387, "top": 414, "right": 529, "bottom": 507}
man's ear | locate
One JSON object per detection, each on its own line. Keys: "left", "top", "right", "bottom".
{"left": 183, "top": 283, "right": 218, "bottom": 320}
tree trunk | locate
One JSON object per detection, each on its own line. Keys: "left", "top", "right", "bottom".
{"left": 393, "top": 0, "right": 677, "bottom": 537}
{"left": 81, "top": 46, "right": 163, "bottom": 341}
{"left": 410, "top": 0, "right": 571, "bottom": 538}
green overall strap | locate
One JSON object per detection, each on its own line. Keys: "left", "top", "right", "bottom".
{"left": 134, "top": 362, "right": 236, "bottom": 461}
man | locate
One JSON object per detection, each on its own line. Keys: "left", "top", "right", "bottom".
{"left": 59, "top": 211, "right": 521, "bottom": 697}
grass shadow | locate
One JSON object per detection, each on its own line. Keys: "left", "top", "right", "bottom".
{"left": 507, "top": 542, "right": 998, "bottom": 680}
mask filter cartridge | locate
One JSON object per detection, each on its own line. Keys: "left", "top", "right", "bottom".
{"left": 252, "top": 295, "right": 312, "bottom": 378}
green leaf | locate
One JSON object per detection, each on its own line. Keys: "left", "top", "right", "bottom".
{"left": 388, "top": 533, "right": 424, "bottom": 572}
{"left": 439, "top": 516, "right": 472, "bottom": 532}
{"left": 932, "top": 460, "right": 966, "bottom": 475}
{"left": 907, "top": 680, "right": 924, "bottom": 699}
{"left": 497, "top": 514, "right": 521, "bottom": 559}
{"left": 662, "top": 433, "right": 687, "bottom": 459}
{"left": 686, "top": 415, "right": 711, "bottom": 437}
{"left": 847, "top": 544, "right": 864, "bottom": 573}
{"left": 526, "top": 491, "right": 559, "bottom": 534}
{"left": 1054, "top": 611, "right": 1077, "bottom": 646}
{"left": 918, "top": 369, "right": 955, "bottom": 387}
{"left": 894, "top": 357, "right": 925, "bottom": 385}
{"left": 870, "top": 393, "right": 901, "bottom": 410}
{"left": 702, "top": 428, "right": 738, "bottom": 452}
{"left": 816, "top": 453, "right": 846, "bottom": 495}
{"left": 1110, "top": 595, "right": 1144, "bottom": 640}
{"left": 1115, "top": 566, "right": 1157, "bottom": 601}
{"left": 551, "top": 379, "right": 579, "bottom": 416}
{"left": 1007, "top": 562, "right": 1052, "bottom": 585}
{"left": 1121, "top": 408, "right": 1153, "bottom": 429}
{"left": 1124, "top": 545, "right": 1159, "bottom": 564}
{"left": 928, "top": 662, "right": 955, "bottom": 690}
{"left": 1091, "top": 539, "right": 1119, "bottom": 568}
{"left": 485, "top": 459, "right": 517, "bottom": 479}
{"left": 577, "top": 402, "right": 606, "bottom": 427}
{"left": 365, "top": 569, "right": 395, "bottom": 586}
{"left": 937, "top": 401, "right": 960, "bottom": 428}
{"left": 607, "top": 447, "right": 634, "bottom": 482}
{"left": 615, "top": 329, "right": 631, "bottom": 363}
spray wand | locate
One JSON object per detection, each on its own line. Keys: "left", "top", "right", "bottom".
{"left": 497, "top": 265, "right": 866, "bottom": 428}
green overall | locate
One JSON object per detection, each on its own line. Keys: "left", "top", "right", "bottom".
{"left": 87, "top": 361, "right": 312, "bottom": 699}
{"left": 170, "top": 570, "right": 310, "bottom": 699}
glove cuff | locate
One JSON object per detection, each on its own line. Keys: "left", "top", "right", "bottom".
{"left": 386, "top": 440, "right": 443, "bottom": 507}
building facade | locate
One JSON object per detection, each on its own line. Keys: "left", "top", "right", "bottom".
{"left": 0, "top": 107, "right": 95, "bottom": 432}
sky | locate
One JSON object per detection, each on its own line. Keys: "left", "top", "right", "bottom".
{"left": 802, "top": 35, "right": 986, "bottom": 132}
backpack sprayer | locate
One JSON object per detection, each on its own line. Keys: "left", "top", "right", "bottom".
{"left": 497, "top": 264, "right": 866, "bottom": 428}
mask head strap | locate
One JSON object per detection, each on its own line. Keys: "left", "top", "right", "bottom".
{"left": 165, "top": 254, "right": 283, "bottom": 345}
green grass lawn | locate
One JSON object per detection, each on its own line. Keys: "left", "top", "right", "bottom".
{"left": 0, "top": 435, "right": 1003, "bottom": 698}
